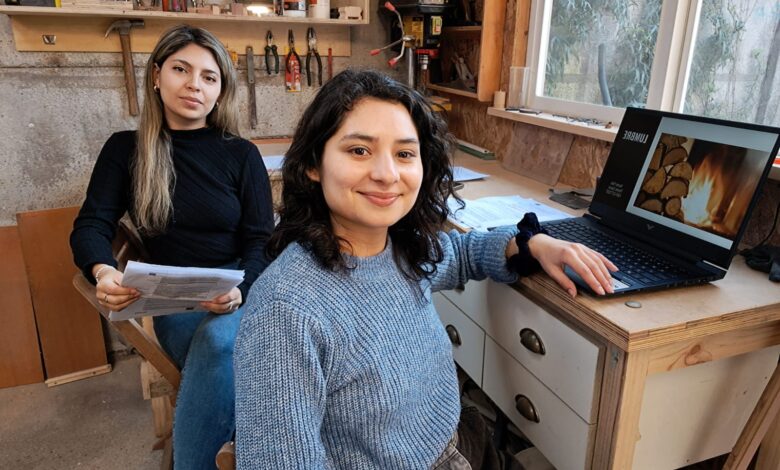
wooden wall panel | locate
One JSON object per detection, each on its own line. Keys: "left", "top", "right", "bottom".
{"left": 557, "top": 136, "right": 612, "bottom": 189}
{"left": 0, "top": 226, "right": 44, "bottom": 388}
{"left": 16, "top": 207, "right": 108, "bottom": 381}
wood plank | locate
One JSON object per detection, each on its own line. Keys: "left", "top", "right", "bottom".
{"left": 6, "top": 13, "right": 352, "bottom": 55}
{"left": 725, "top": 361, "right": 780, "bottom": 470}
{"left": 609, "top": 349, "right": 650, "bottom": 469}
{"left": 151, "top": 396, "right": 174, "bottom": 439}
{"left": 510, "top": 0, "right": 531, "bottom": 67}
{"left": 756, "top": 408, "right": 780, "bottom": 470}
{"left": 0, "top": 226, "right": 44, "bottom": 388}
{"left": 44, "top": 364, "right": 112, "bottom": 386}
{"left": 16, "top": 206, "right": 108, "bottom": 380}
{"left": 476, "top": 0, "right": 507, "bottom": 101}
{"left": 647, "top": 321, "right": 780, "bottom": 375}
{"left": 591, "top": 343, "right": 626, "bottom": 469}
{"left": 427, "top": 84, "right": 479, "bottom": 100}
{"left": 635, "top": 347, "right": 779, "bottom": 469}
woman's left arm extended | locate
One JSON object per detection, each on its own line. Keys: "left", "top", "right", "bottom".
{"left": 429, "top": 229, "right": 520, "bottom": 292}
{"left": 430, "top": 221, "right": 616, "bottom": 297}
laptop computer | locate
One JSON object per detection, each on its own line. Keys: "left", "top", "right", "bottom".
{"left": 542, "top": 107, "right": 780, "bottom": 295}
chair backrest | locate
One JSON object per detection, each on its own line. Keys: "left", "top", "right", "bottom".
{"left": 72, "top": 216, "right": 181, "bottom": 392}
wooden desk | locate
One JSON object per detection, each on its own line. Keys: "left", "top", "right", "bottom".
{"left": 446, "top": 152, "right": 780, "bottom": 469}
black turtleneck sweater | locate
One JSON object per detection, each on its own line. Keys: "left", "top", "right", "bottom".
{"left": 70, "top": 127, "right": 274, "bottom": 301}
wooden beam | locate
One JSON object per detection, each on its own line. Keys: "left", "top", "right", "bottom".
{"left": 0, "top": 226, "right": 44, "bottom": 388}
{"left": 647, "top": 321, "right": 780, "bottom": 374}
{"left": 756, "top": 409, "right": 780, "bottom": 469}
{"left": 591, "top": 343, "right": 626, "bottom": 469}
{"left": 610, "top": 349, "right": 651, "bottom": 469}
{"left": 510, "top": 0, "right": 531, "bottom": 67}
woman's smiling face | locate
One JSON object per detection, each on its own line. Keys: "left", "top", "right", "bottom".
{"left": 307, "top": 97, "right": 423, "bottom": 250}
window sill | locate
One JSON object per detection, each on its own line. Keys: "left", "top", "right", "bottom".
{"left": 486, "top": 108, "right": 780, "bottom": 182}
{"left": 487, "top": 107, "right": 618, "bottom": 142}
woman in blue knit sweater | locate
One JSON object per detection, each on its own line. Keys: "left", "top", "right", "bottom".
{"left": 234, "top": 70, "right": 616, "bottom": 469}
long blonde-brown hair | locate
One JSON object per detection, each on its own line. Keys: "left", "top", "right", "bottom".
{"left": 134, "top": 24, "right": 239, "bottom": 234}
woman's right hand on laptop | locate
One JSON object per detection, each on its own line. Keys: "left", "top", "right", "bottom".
{"left": 528, "top": 234, "right": 618, "bottom": 297}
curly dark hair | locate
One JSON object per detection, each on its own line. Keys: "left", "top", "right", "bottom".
{"left": 267, "top": 69, "right": 459, "bottom": 280}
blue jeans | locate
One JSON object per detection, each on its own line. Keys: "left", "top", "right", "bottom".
{"left": 154, "top": 306, "right": 244, "bottom": 470}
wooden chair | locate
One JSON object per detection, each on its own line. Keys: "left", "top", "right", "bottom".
{"left": 72, "top": 217, "right": 242, "bottom": 469}
{"left": 72, "top": 217, "right": 180, "bottom": 470}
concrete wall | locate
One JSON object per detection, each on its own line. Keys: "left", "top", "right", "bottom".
{"left": 0, "top": 3, "right": 400, "bottom": 226}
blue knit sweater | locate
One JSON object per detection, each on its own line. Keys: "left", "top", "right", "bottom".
{"left": 234, "top": 229, "right": 518, "bottom": 469}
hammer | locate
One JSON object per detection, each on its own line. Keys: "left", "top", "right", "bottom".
{"left": 105, "top": 20, "right": 144, "bottom": 116}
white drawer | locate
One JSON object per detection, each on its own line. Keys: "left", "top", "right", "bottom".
{"left": 441, "top": 280, "right": 602, "bottom": 423}
{"left": 432, "top": 292, "right": 485, "bottom": 386}
{"left": 438, "top": 279, "right": 492, "bottom": 326}
{"left": 484, "top": 282, "right": 601, "bottom": 423}
{"left": 483, "top": 337, "right": 595, "bottom": 470}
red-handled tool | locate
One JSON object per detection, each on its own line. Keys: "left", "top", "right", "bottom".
{"left": 327, "top": 47, "right": 333, "bottom": 81}
{"left": 285, "top": 29, "right": 302, "bottom": 92}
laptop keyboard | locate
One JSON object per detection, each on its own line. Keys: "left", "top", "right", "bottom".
{"left": 544, "top": 220, "right": 694, "bottom": 284}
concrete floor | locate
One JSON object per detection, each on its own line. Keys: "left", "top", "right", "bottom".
{"left": 0, "top": 354, "right": 736, "bottom": 470}
{"left": 0, "top": 355, "right": 160, "bottom": 470}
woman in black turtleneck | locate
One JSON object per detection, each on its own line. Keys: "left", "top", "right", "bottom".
{"left": 70, "top": 25, "right": 273, "bottom": 469}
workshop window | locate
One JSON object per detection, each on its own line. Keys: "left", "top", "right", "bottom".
{"left": 525, "top": 0, "right": 780, "bottom": 127}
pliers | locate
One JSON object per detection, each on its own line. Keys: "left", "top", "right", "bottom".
{"left": 306, "top": 27, "right": 323, "bottom": 87}
{"left": 286, "top": 29, "right": 302, "bottom": 74}
{"left": 264, "top": 30, "right": 279, "bottom": 75}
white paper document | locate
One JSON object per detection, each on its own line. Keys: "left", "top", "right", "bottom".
{"left": 452, "top": 166, "right": 489, "bottom": 182}
{"left": 109, "top": 261, "right": 245, "bottom": 321}
{"left": 447, "top": 195, "right": 572, "bottom": 232}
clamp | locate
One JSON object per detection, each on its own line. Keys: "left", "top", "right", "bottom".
{"left": 286, "top": 29, "right": 302, "bottom": 74}
{"left": 305, "top": 27, "right": 323, "bottom": 87}
{"left": 264, "top": 30, "right": 279, "bottom": 75}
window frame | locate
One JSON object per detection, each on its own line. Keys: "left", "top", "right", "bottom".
{"left": 524, "top": 0, "right": 716, "bottom": 124}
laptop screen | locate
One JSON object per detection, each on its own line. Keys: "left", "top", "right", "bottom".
{"left": 590, "top": 107, "right": 780, "bottom": 269}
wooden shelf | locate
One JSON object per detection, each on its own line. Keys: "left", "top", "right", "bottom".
{"left": 432, "top": 0, "right": 506, "bottom": 102}
{"left": 487, "top": 107, "right": 618, "bottom": 142}
{"left": 428, "top": 83, "right": 478, "bottom": 99}
{"left": 442, "top": 25, "right": 482, "bottom": 33}
{"left": 0, "top": 5, "right": 368, "bottom": 24}
{"left": 0, "top": 5, "right": 362, "bottom": 53}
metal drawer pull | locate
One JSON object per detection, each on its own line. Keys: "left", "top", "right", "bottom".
{"left": 445, "top": 324, "right": 462, "bottom": 346}
{"left": 519, "top": 328, "right": 546, "bottom": 355}
{"left": 515, "top": 394, "right": 540, "bottom": 423}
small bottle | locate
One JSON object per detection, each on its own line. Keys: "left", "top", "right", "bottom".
{"left": 308, "top": 0, "right": 329, "bottom": 18}
{"left": 283, "top": 0, "right": 306, "bottom": 17}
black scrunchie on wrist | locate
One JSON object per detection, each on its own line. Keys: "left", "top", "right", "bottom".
{"left": 507, "top": 212, "right": 549, "bottom": 277}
